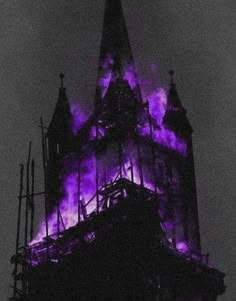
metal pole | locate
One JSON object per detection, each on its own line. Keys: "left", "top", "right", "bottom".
{"left": 133, "top": 97, "right": 144, "bottom": 186}
{"left": 147, "top": 101, "right": 157, "bottom": 194}
{"left": 130, "top": 159, "right": 134, "bottom": 183}
{"left": 22, "top": 141, "right": 31, "bottom": 297}
{"left": 104, "top": 170, "right": 108, "bottom": 208}
{"left": 57, "top": 198, "right": 60, "bottom": 238}
{"left": 24, "top": 142, "right": 31, "bottom": 247}
{"left": 13, "top": 164, "right": 24, "bottom": 299}
{"left": 136, "top": 137, "right": 144, "bottom": 186}
{"left": 30, "top": 160, "right": 35, "bottom": 241}
{"left": 96, "top": 155, "right": 99, "bottom": 213}
{"left": 77, "top": 156, "right": 81, "bottom": 224}
{"left": 95, "top": 110, "right": 99, "bottom": 214}
{"left": 117, "top": 142, "right": 123, "bottom": 179}
{"left": 40, "top": 117, "right": 49, "bottom": 239}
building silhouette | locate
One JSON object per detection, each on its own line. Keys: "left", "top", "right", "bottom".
{"left": 10, "top": 0, "right": 225, "bottom": 300}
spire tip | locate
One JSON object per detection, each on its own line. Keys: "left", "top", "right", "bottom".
{"left": 169, "top": 70, "right": 175, "bottom": 86}
{"left": 59, "top": 73, "right": 65, "bottom": 88}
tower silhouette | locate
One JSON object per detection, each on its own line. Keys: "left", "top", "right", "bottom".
{"left": 10, "top": 0, "right": 225, "bottom": 300}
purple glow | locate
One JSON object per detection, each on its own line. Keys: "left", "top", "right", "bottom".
{"left": 98, "top": 55, "right": 139, "bottom": 96}
{"left": 101, "top": 53, "right": 114, "bottom": 69}
{"left": 139, "top": 125, "right": 187, "bottom": 156}
{"left": 176, "top": 241, "right": 189, "bottom": 253}
{"left": 89, "top": 126, "right": 105, "bottom": 140}
{"left": 98, "top": 70, "right": 113, "bottom": 97}
{"left": 84, "top": 232, "right": 96, "bottom": 242}
{"left": 59, "top": 173, "right": 79, "bottom": 228}
{"left": 31, "top": 58, "right": 188, "bottom": 250}
{"left": 162, "top": 220, "right": 174, "bottom": 231}
{"left": 148, "top": 88, "right": 167, "bottom": 126}
{"left": 70, "top": 102, "right": 88, "bottom": 135}
{"left": 30, "top": 173, "right": 79, "bottom": 245}
{"left": 32, "top": 156, "right": 99, "bottom": 244}
{"left": 32, "top": 155, "right": 157, "bottom": 245}
{"left": 98, "top": 54, "right": 114, "bottom": 97}
{"left": 31, "top": 151, "right": 191, "bottom": 262}
{"left": 150, "top": 63, "right": 158, "bottom": 74}
{"left": 139, "top": 88, "right": 187, "bottom": 156}
{"left": 96, "top": 54, "right": 187, "bottom": 155}
{"left": 123, "top": 63, "right": 138, "bottom": 89}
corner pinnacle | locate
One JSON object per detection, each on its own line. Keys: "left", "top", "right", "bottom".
{"left": 59, "top": 73, "right": 65, "bottom": 88}
{"left": 169, "top": 70, "right": 175, "bottom": 86}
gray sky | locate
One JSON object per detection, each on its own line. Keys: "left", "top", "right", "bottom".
{"left": 0, "top": 0, "right": 235, "bottom": 300}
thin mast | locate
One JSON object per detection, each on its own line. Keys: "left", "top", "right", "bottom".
{"left": 13, "top": 164, "right": 24, "bottom": 299}
{"left": 95, "top": 103, "right": 99, "bottom": 214}
{"left": 30, "top": 159, "right": 35, "bottom": 241}
{"left": 147, "top": 101, "right": 157, "bottom": 193}
{"left": 40, "top": 118, "right": 49, "bottom": 239}
{"left": 24, "top": 142, "right": 31, "bottom": 247}
{"left": 77, "top": 154, "right": 81, "bottom": 223}
{"left": 133, "top": 100, "right": 143, "bottom": 186}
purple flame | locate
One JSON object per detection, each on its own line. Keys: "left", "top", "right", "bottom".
{"left": 31, "top": 152, "right": 173, "bottom": 245}
{"left": 139, "top": 124, "right": 187, "bottom": 157}
{"left": 31, "top": 59, "right": 187, "bottom": 250}
{"left": 98, "top": 55, "right": 139, "bottom": 96}
{"left": 148, "top": 88, "right": 167, "bottom": 126}
{"left": 123, "top": 63, "right": 138, "bottom": 89}
{"left": 70, "top": 102, "right": 88, "bottom": 135}
{"left": 176, "top": 241, "right": 189, "bottom": 253}
{"left": 89, "top": 126, "right": 105, "bottom": 140}
{"left": 139, "top": 88, "right": 187, "bottom": 156}
{"left": 98, "top": 54, "right": 114, "bottom": 97}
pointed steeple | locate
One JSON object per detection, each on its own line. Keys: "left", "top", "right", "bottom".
{"left": 99, "top": 0, "right": 134, "bottom": 67}
{"left": 47, "top": 74, "right": 71, "bottom": 138}
{"left": 163, "top": 70, "right": 193, "bottom": 136}
{"left": 97, "top": 0, "right": 141, "bottom": 100}
{"left": 167, "top": 70, "right": 184, "bottom": 109}
{"left": 59, "top": 73, "right": 65, "bottom": 88}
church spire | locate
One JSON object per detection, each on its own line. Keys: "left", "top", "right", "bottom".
{"left": 59, "top": 73, "right": 65, "bottom": 88}
{"left": 169, "top": 69, "right": 175, "bottom": 86}
{"left": 163, "top": 70, "right": 193, "bottom": 136}
{"left": 99, "top": 0, "right": 134, "bottom": 67}
{"left": 47, "top": 74, "right": 71, "bottom": 137}
{"left": 167, "top": 69, "right": 182, "bottom": 108}
{"left": 97, "top": 0, "right": 141, "bottom": 99}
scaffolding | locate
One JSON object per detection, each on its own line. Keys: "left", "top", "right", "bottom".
{"left": 10, "top": 174, "right": 225, "bottom": 300}
{"left": 10, "top": 80, "right": 227, "bottom": 298}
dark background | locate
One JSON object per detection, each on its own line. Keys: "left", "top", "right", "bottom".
{"left": 0, "top": 0, "right": 235, "bottom": 300}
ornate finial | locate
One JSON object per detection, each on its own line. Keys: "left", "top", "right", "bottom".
{"left": 169, "top": 69, "right": 175, "bottom": 86}
{"left": 59, "top": 73, "right": 65, "bottom": 88}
